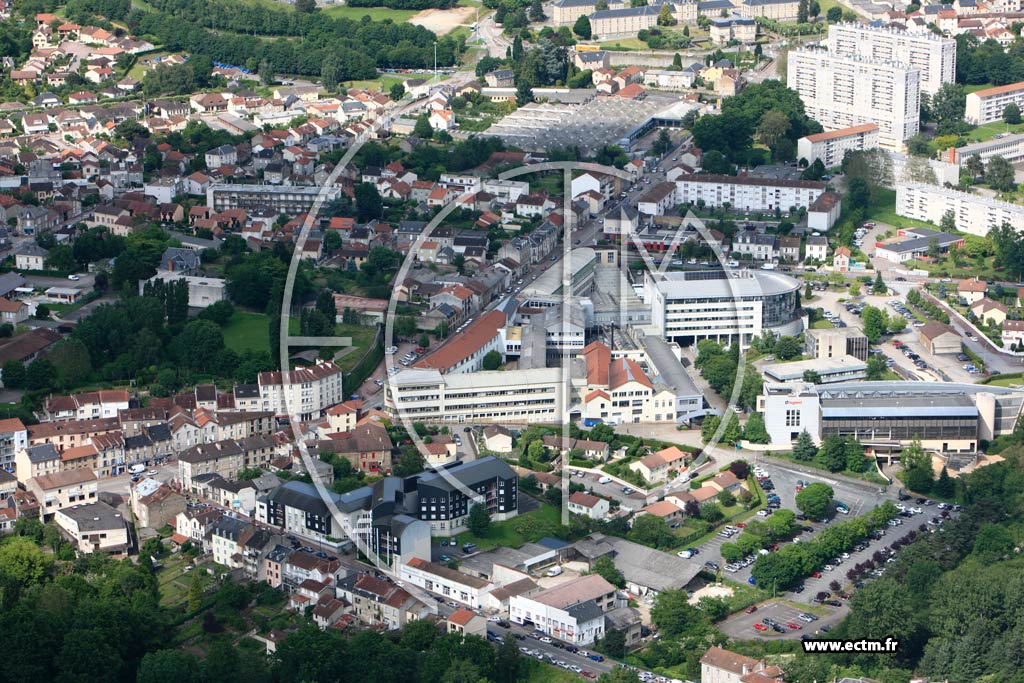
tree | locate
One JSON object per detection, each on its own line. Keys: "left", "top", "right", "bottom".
{"left": 295, "top": 0, "right": 316, "bottom": 11}
{"left": 354, "top": 183, "right": 383, "bottom": 222}
{"left": 599, "top": 628, "right": 627, "bottom": 659}
{"left": 744, "top": 412, "right": 770, "bottom": 443}
{"left": 628, "top": 515, "right": 675, "bottom": 548}
{"left": 931, "top": 82, "right": 966, "bottom": 134}
{"left": 809, "top": 0, "right": 820, "bottom": 15}
{"left": 573, "top": 14, "right": 592, "bottom": 38}
{"left": 774, "top": 335, "right": 800, "bottom": 360}
{"left": 650, "top": 589, "right": 704, "bottom": 637}
{"left": 259, "top": 59, "right": 274, "bottom": 87}
{"left": 861, "top": 305, "right": 887, "bottom": 342}
{"left": 827, "top": 5, "right": 842, "bottom": 20}
{"left": 591, "top": 555, "right": 626, "bottom": 588}
{"left": 795, "top": 482, "right": 834, "bottom": 518}
{"left": 701, "top": 415, "right": 721, "bottom": 444}
{"left": 495, "top": 635, "right": 521, "bottom": 683}
{"left": 757, "top": 109, "right": 791, "bottom": 149}
{"left": 393, "top": 446, "right": 425, "bottom": 477}
{"left": 819, "top": 434, "right": 847, "bottom": 472}
{"left": 530, "top": 0, "right": 545, "bottom": 20}
{"left": 657, "top": 3, "right": 675, "bottom": 25}
{"left": 0, "top": 536, "right": 53, "bottom": 585}
{"left": 802, "top": 370, "right": 822, "bottom": 384}
{"left": 939, "top": 209, "right": 957, "bottom": 233}
{"left": 138, "top": 650, "right": 201, "bottom": 683}
{"left": 1005, "top": 102, "right": 1021, "bottom": 124}
{"left": 3, "top": 359, "right": 26, "bottom": 389}
{"left": 48, "top": 338, "right": 92, "bottom": 389}
{"left": 516, "top": 81, "right": 533, "bottom": 106}
{"left": 798, "top": 0, "right": 809, "bottom": 23}
{"left": 596, "top": 0, "right": 609, "bottom": 8}
{"left": 414, "top": 113, "right": 433, "bottom": 139}
{"left": 793, "top": 429, "right": 817, "bottom": 461}
{"left": 390, "top": 83, "right": 406, "bottom": 101}
{"left": 467, "top": 503, "right": 490, "bottom": 537}
{"left": 872, "top": 271, "right": 887, "bottom": 295}
{"left": 846, "top": 176, "right": 871, "bottom": 209}
{"left": 672, "top": 52, "right": 683, "bottom": 69}
{"left": 718, "top": 489, "right": 736, "bottom": 507}
{"left": 866, "top": 354, "right": 888, "bottom": 381}
{"left": 987, "top": 155, "right": 1016, "bottom": 192}
{"left": 651, "top": 128, "right": 672, "bottom": 156}
{"left": 482, "top": 350, "right": 503, "bottom": 371}
{"left": 964, "top": 153, "right": 984, "bottom": 180}
{"left": 933, "top": 465, "right": 954, "bottom": 498}
{"left": 902, "top": 436, "right": 933, "bottom": 493}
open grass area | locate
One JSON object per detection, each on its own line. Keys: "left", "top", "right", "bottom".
{"left": 596, "top": 37, "right": 648, "bottom": 51}
{"left": 810, "top": 319, "right": 835, "bottom": 329}
{"left": 333, "top": 323, "right": 379, "bottom": 371}
{"left": 960, "top": 120, "right": 1024, "bottom": 144}
{"left": 520, "top": 659, "right": 581, "bottom": 683}
{"left": 865, "top": 188, "right": 941, "bottom": 231}
{"left": 323, "top": 5, "right": 418, "bottom": 21}
{"left": 223, "top": 311, "right": 271, "bottom": 355}
{"left": 454, "top": 502, "right": 561, "bottom": 550}
{"left": 344, "top": 75, "right": 405, "bottom": 92}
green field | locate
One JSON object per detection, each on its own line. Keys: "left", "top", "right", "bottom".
{"left": 224, "top": 311, "right": 271, "bottom": 354}
{"left": 453, "top": 502, "right": 561, "bottom": 550}
{"left": 344, "top": 75, "right": 405, "bottom": 92}
{"left": 810, "top": 319, "right": 835, "bottom": 329}
{"left": 864, "top": 188, "right": 941, "bottom": 231}
{"left": 596, "top": 37, "right": 648, "bottom": 51}
{"left": 961, "top": 120, "right": 1024, "bottom": 144}
{"left": 323, "top": 5, "right": 418, "bottom": 21}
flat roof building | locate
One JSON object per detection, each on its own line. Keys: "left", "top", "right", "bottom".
{"left": 758, "top": 381, "right": 1024, "bottom": 452}
{"left": 966, "top": 81, "right": 1024, "bottom": 125}
{"left": 788, "top": 49, "right": 920, "bottom": 150}
{"left": 797, "top": 123, "right": 880, "bottom": 168}
{"left": 826, "top": 23, "right": 955, "bottom": 95}
{"left": 896, "top": 182, "right": 1024, "bottom": 237}
{"left": 762, "top": 355, "right": 868, "bottom": 385}
{"left": 644, "top": 269, "right": 803, "bottom": 349}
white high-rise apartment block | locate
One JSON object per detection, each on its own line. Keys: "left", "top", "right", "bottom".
{"left": 826, "top": 23, "right": 955, "bottom": 95}
{"left": 788, "top": 49, "right": 920, "bottom": 151}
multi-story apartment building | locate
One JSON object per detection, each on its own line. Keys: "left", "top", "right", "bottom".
{"left": 788, "top": 49, "right": 920, "bottom": 150}
{"left": 896, "top": 182, "right": 1024, "bottom": 236}
{"left": 674, "top": 174, "right": 826, "bottom": 212}
{"left": 0, "top": 418, "right": 27, "bottom": 473}
{"left": 709, "top": 17, "right": 757, "bottom": 45}
{"left": 797, "top": 124, "right": 880, "bottom": 167}
{"left": 206, "top": 183, "right": 341, "bottom": 213}
{"left": 644, "top": 269, "right": 803, "bottom": 350}
{"left": 385, "top": 367, "right": 565, "bottom": 424}
{"left": 739, "top": 0, "right": 800, "bottom": 21}
{"left": 510, "top": 574, "right": 620, "bottom": 645}
{"left": 413, "top": 457, "right": 518, "bottom": 535}
{"left": 965, "top": 81, "right": 1024, "bottom": 125}
{"left": 826, "top": 24, "right": 955, "bottom": 95}
{"left": 27, "top": 469, "right": 98, "bottom": 520}
{"left": 177, "top": 435, "right": 277, "bottom": 492}
{"left": 44, "top": 390, "right": 130, "bottom": 421}
{"left": 257, "top": 360, "right": 344, "bottom": 421}
{"left": 589, "top": 4, "right": 665, "bottom": 39}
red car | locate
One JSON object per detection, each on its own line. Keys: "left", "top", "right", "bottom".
{"left": 581, "top": 672, "right": 597, "bottom": 679}
{"left": 787, "top": 622, "right": 803, "bottom": 630}
{"left": 745, "top": 605, "right": 758, "bottom": 614}
{"left": 736, "top": 522, "right": 747, "bottom": 528}
{"left": 811, "top": 571, "right": 822, "bottom": 578}
{"left": 753, "top": 623, "right": 768, "bottom": 631}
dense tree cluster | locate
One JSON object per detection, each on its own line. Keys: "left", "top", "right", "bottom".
{"left": 694, "top": 340, "right": 762, "bottom": 410}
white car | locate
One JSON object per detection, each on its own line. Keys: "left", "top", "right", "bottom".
{"left": 67, "top": 274, "right": 80, "bottom": 281}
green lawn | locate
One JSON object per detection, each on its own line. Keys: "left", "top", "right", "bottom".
{"left": 520, "top": 659, "right": 580, "bottom": 683}
{"left": 865, "top": 188, "right": 941, "bottom": 231}
{"left": 597, "top": 37, "right": 648, "bottom": 51}
{"left": 810, "top": 319, "right": 835, "bottom": 329}
{"left": 323, "top": 5, "right": 418, "bottom": 21}
{"left": 344, "top": 75, "right": 405, "bottom": 93}
{"left": 223, "top": 311, "right": 271, "bottom": 354}
{"left": 960, "top": 120, "right": 1024, "bottom": 144}
{"left": 333, "top": 323, "right": 379, "bottom": 371}
{"left": 453, "top": 502, "right": 561, "bottom": 550}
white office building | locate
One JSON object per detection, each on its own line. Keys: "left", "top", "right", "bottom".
{"left": 797, "top": 124, "right": 880, "bottom": 167}
{"left": 965, "top": 82, "right": 1024, "bottom": 125}
{"left": 674, "top": 174, "right": 826, "bottom": 212}
{"left": 385, "top": 367, "right": 566, "bottom": 424}
{"left": 643, "top": 269, "right": 803, "bottom": 350}
{"left": 826, "top": 23, "right": 955, "bottom": 95}
{"left": 257, "top": 360, "right": 344, "bottom": 421}
{"left": 788, "top": 49, "right": 920, "bottom": 150}
{"left": 895, "top": 182, "right": 1024, "bottom": 237}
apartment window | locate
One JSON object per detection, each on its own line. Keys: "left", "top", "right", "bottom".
{"left": 785, "top": 409, "right": 801, "bottom": 427}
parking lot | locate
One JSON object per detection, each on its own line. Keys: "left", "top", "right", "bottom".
{"left": 718, "top": 599, "right": 847, "bottom": 640}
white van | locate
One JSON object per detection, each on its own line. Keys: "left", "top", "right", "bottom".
{"left": 546, "top": 567, "right": 563, "bottom": 577}
{"left": 598, "top": 476, "right": 612, "bottom": 484}
{"left": 129, "top": 464, "right": 146, "bottom": 475}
